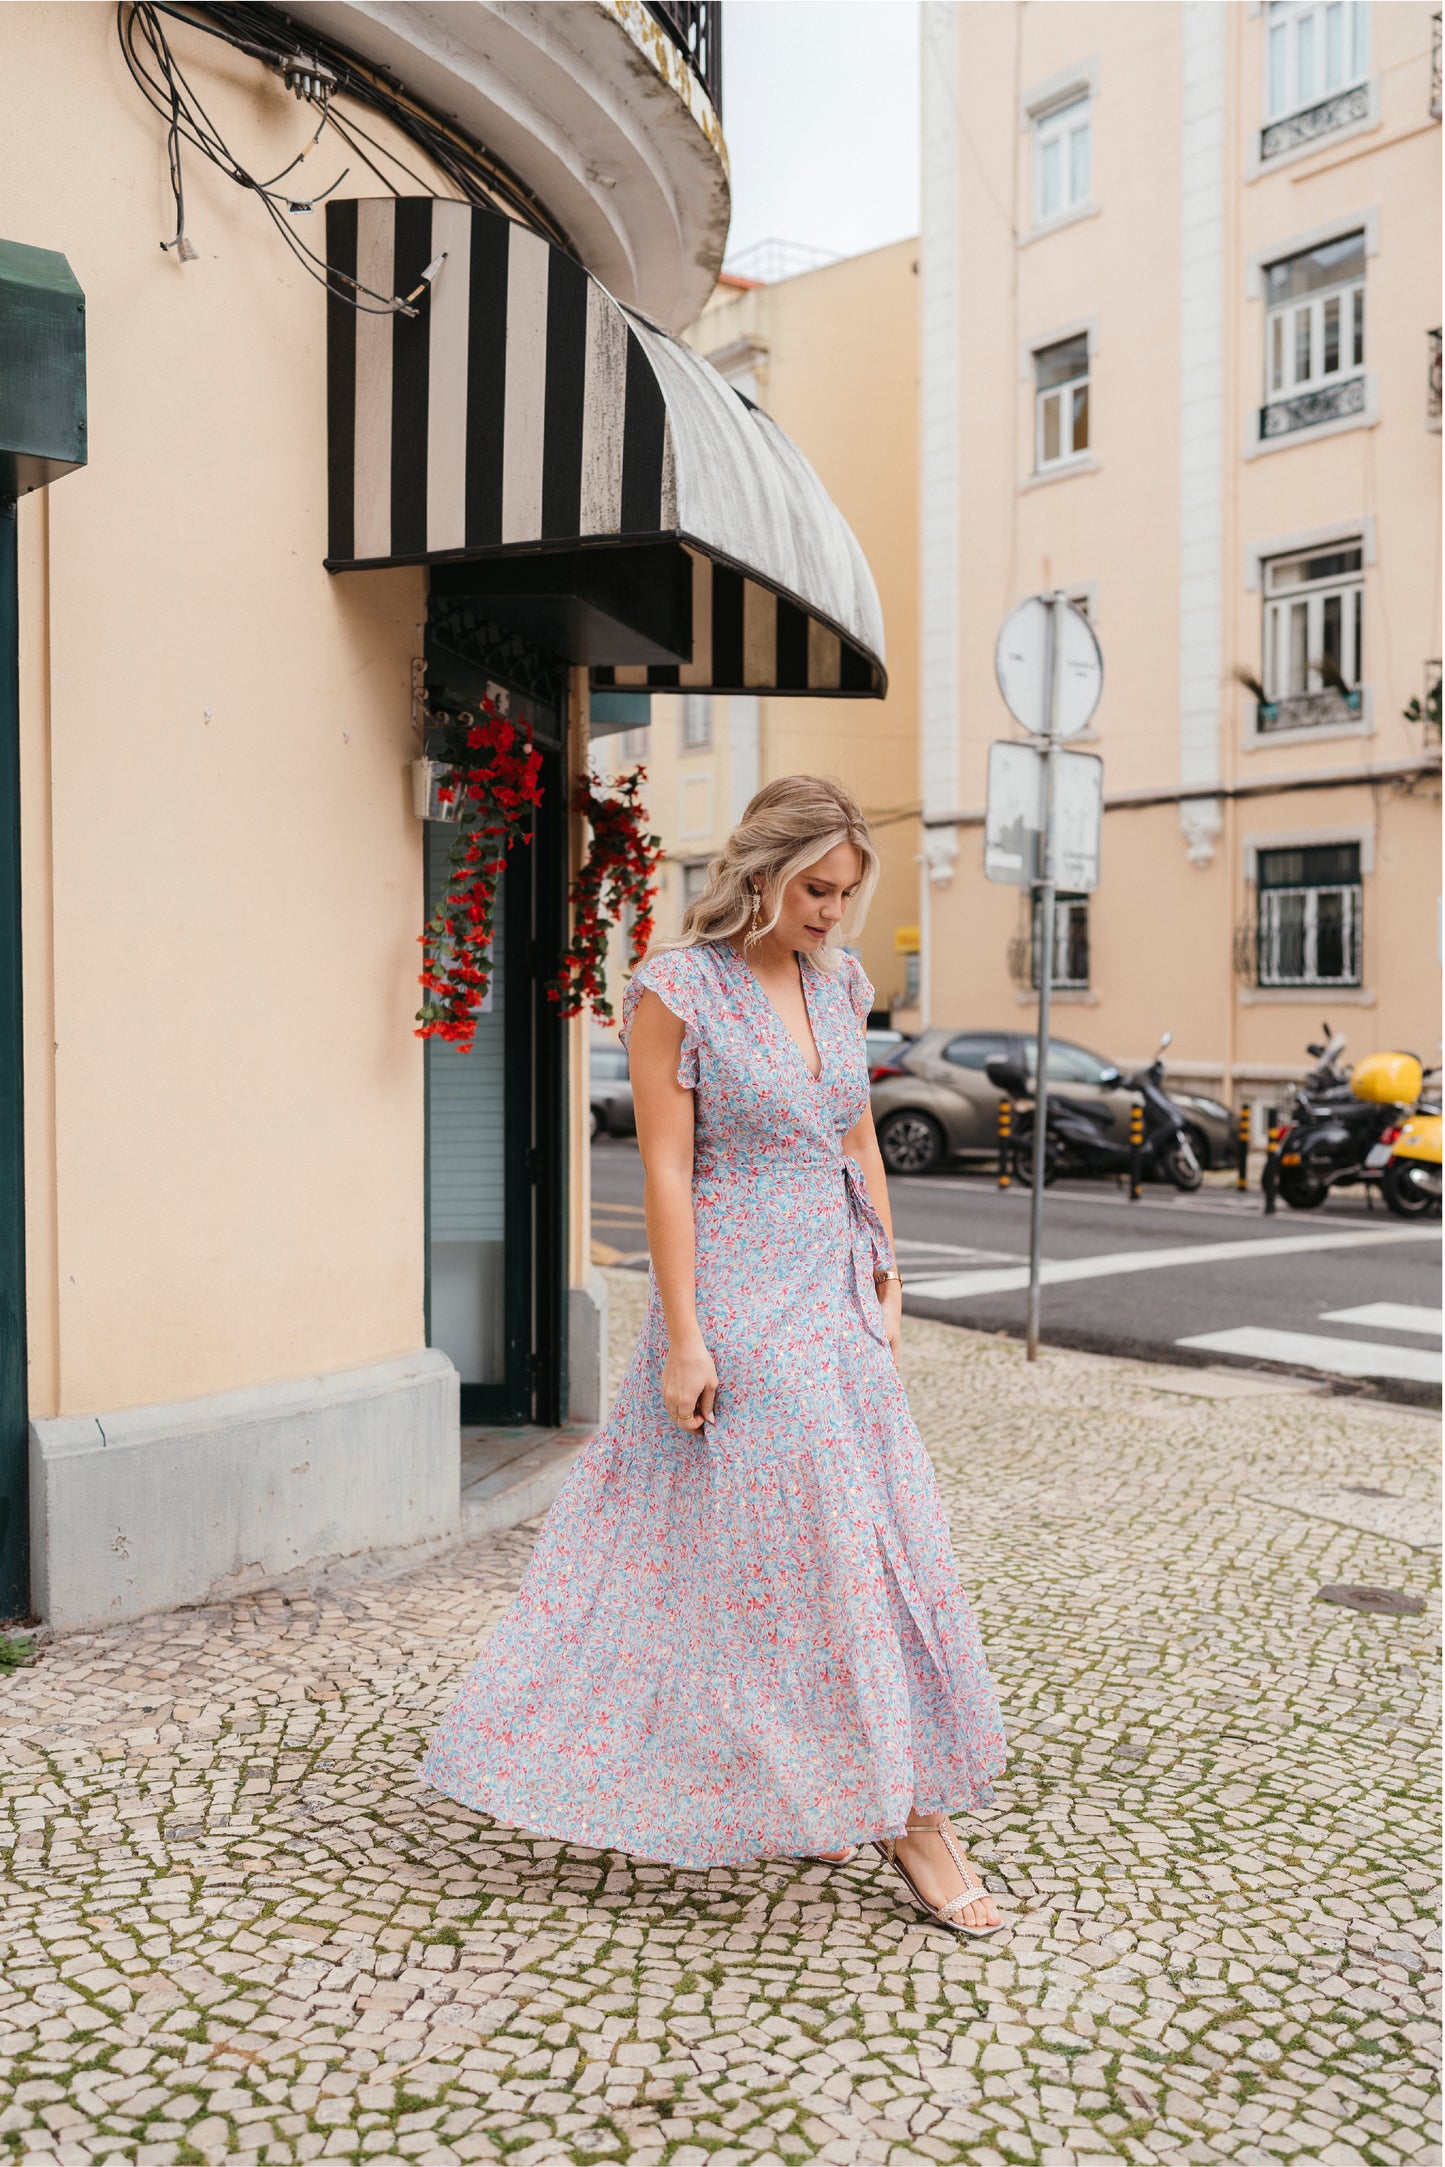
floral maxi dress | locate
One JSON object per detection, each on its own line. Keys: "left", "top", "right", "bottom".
{"left": 422, "top": 941, "right": 1006, "bottom": 1866}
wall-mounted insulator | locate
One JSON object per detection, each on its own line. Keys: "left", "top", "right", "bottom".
{"left": 280, "top": 54, "right": 337, "bottom": 103}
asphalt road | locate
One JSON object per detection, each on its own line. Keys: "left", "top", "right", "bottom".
{"left": 590, "top": 1137, "right": 1442, "bottom": 1406}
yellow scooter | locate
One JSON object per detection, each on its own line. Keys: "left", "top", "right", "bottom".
{"left": 1367, "top": 1067, "right": 1442, "bottom": 1218}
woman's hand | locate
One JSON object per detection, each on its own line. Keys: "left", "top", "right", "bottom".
{"left": 662, "top": 1334, "right": 718, "bottom": 1430}
{"left": 877, "top": 1278, "right": 903, "bottom": 1363}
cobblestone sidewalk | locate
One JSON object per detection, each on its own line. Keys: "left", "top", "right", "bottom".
{"left": 1, "top": 1272, "right": 1438, "bottom": 2167}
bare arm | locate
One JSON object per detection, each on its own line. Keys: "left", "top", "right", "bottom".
{"left": 628, "top": 989, "right": 718, "bottom": 1429}
{"left": 844, "top": 1094, "right": 903, "bottom": 1362}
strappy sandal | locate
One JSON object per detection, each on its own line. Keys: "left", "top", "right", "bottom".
{"left": 803, "top": 1845, "right": 857, "bottom": 1865}
{"left": 873, "top": 1823, "right": 1003, "bottom": 1937}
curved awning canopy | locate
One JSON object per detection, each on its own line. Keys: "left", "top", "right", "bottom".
{"left": 325, "top": 197, "right": 885, "bottom": 698}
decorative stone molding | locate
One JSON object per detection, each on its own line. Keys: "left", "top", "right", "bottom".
{"left": 1180, "top": 797, "right": 1223, "bottom": 868}
{"left": 924, "top": 827, "right": 959, "bottom": 888}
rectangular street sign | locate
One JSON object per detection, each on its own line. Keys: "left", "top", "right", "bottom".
{"left": 984, "top": 741, "right": 1103, "bottom": 892}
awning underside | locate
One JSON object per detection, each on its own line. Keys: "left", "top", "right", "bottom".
{"left": 326, "top": 197, "right": 886, "bottom": 698}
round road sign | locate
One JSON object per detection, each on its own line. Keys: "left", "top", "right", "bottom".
{"left": 994, "top": 595, "right": 1103, "bottom": 739}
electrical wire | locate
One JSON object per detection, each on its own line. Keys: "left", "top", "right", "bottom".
{"left": 117, "top": 0, "right": 576, "bottom": 318}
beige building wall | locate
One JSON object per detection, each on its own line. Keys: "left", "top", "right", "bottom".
{"left": 7, "top": 6, "right": 593, "bottom": 1422}
{"left": 610, "top": 241, "right": 921, "bottom": 1016}
{"left": 919, "top": 0, "right": 1441, "bottom": 1100}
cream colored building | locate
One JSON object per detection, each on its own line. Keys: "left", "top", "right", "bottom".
{"left": 597, "top": 241, "right": 921, "bottom": 1017}
{"left": 2, "top": 1, "right": 889, "bottom": 1629}
{"left": 916, "top": 0, "right": 1441, "bottom": 1124}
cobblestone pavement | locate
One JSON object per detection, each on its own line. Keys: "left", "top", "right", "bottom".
{"left": 2, "top": 1271, "right": 1439, "bottom": 2167}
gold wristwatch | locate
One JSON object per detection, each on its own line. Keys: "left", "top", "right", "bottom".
{"left": 874, "top": 1267, "right": 902, "bottom": 1288}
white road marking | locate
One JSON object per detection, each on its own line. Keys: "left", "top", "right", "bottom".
{"left": 904, "top": 1225, "right": 1440, "bottom": 1301}
{"left": 1178, "top": 1326, "right": 1442, "bottom": 1387}
{"left": 893, "top": 1238, "right": 1024, "bottom": 1265}
{"left": 1318, "top": 1302, "right": 1442, "bottom": 1337}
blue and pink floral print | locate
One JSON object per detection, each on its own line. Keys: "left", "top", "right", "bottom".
{"left": 421, "top": 941, "right": 1006, "bottom": 1866}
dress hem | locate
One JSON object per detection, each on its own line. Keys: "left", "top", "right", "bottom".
{"left": 418, "top": 1762, "right": 1001, "bottom": 1871}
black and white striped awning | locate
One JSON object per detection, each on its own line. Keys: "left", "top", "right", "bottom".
{"left": 325, "top": 197, "right": 885, "bottom": 698}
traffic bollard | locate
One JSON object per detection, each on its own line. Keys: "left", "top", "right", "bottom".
{"left": 997, "top": 1098, "right": 1012, "bottom": 1188}
{"left": 1261, "top": 1122, "right": 1281, "bottom": 1215}
{"left": 1129, "top": 1104, "right": 1145, "bottom": 1200}
{"left": 1236, "top": 1102, "right": 1251, "bottom": 1189}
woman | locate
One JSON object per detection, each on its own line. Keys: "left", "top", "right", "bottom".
{"left": 423, "top": 776, "right": 1007, "bottom": 1934}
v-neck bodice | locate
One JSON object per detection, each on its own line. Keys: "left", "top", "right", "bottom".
{"left": 725, "top": 942, "right": 824, "bottom": 1082}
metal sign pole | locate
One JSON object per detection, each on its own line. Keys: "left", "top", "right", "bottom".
{"left": 1026, "top": 593, "right": 1064, "bottom": 1362}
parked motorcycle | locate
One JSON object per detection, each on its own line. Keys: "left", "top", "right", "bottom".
{"left": 1271, "top": 1044, "right": 1424, "bottom": 1210}
{"left": 1364, "top": 1068, "right": 1442, "bottom": 1219}
{"left": 985, "top": 1031, "right": 1203, "bottom": 1192}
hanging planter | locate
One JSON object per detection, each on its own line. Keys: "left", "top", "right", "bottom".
{"left": 415, "top": 698, "right": 545, "bottom": 1050}
{"left": 548, "top": 769, "right": 663, "bottom": 1023}
{"left": 411, "top": 756, "right": 463, "bottom": 823}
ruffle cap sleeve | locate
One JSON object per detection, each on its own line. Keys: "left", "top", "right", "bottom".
{"left": 620, "top": 948, "right": 705, "bottom": 1089}
{"left": 841, "top": 952, "right": 875, "bottom": 1028}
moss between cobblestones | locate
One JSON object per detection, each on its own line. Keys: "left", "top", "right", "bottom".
{"left": 0, "top": 1280, "right": 1436, "bottom": 2165}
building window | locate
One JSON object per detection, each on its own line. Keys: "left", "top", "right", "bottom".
{"left": 1032, "top": 893, "right": 1090, "bottom": 989}
{"left": 1035, "top": 335, "right": 1090, "bottom": 470}
{"left": 1257, "top": 843, "right": 1362, "bottom": 987}
{"left": 1262, "top": 0, "right": 1370, "bottom": 158}
{"left": 680, "top": 696, "right": 712, "bottom": 751}
{"left": 1033, "top": 95, "right": 1091, "bottom": 225}
{"left": 1262, "top": 232, "right": 1365, "bottom": 437}
{"left": 1260, "top": 541, "right": 1363, "bottom": 731}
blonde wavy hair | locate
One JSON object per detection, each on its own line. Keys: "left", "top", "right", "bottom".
{"left": 652, "top": 774, "right": 879, "bottom": 975}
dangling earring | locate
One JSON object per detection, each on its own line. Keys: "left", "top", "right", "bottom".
{"left": 749, "top": 887, "right": 762, "bottom": 942}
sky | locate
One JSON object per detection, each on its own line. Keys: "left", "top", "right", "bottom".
{"left": 720, "top": 0, "right": 922, "bottom": 272}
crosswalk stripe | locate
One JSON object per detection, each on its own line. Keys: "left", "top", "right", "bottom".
{"left": 1177, "top": 1326, "right": 1442, "bottom": 1386}
{"left": 904, "top": 1225, "right": 1440, "bottom": 1301}
{"left": 1318, "top": 1302, "right": 1442, "bottom": 1337}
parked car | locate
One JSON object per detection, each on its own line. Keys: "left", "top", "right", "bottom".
{"left": 865, "top": 1027, "right": 908, "bottom": 1076}
{"left": 590, "top": 1045, "right": 635, "bottom": 1138}
{"left": 868, "top": 1030, "right": 1235, "bottom": 1176}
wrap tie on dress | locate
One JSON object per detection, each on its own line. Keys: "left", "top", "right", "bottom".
{"left": 843, "top": 1152, "right": 894, "bottom": 1344}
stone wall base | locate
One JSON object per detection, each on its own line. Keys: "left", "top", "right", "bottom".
{"left": 30, "top": 1350, "right": 459, "bottom": 1633}
{"left": 567, "top": 1270, "right": 610, "bottom": 1425}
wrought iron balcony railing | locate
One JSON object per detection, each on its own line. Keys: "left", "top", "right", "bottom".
{"left": 1432, "top": 10, "right": 1441, "bottom": 119}
{"left": 1260, "top": 82, "right": 1370, "bottom": 161}
{"left": 1429, "top": 329, "right": 1442, "bottom": 421}
{"left": 1260, "top": 375, "right": 1367, "bottom": 439}
{"left": 645, "top": 1, "right": 723, "bottom": 116}
{"left": 1256, "top": 688, "right": 1363, "bottom": 735}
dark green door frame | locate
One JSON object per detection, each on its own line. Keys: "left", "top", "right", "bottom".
{"left": 0, "top": 238, "right": 88, "bottom": 1617}
{"left": 419, "top": 618, "right": 570, "bottom": 1432}
{"left": 0, "top": 496, "right": 26, "bottom": 1618}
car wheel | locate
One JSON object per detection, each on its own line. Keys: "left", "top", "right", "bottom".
{"left": 589, "top": 1104, "right": 603, "bottom": 1141}
{"left": 877, "top": 1109, "right": 945, "bottom": 1175}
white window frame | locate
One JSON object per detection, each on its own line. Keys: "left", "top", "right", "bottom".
{"left": 1258, "top": 876, "right": 1362, "bottom": 988}
{"left": 1033, "top": 94, "right": 1092, "bottom": 227}
{"left": 1265, "top": 0, "right": 1370, "bottom": 122}
{"left": 1033, "top": 893, "right": 1091, "bottom": 990}
{"left": 1264, "top": 249, "right": 1365, "bottom": 401}
{"left": 1034, "top": 341, "right": 1090, "bottom": 471}
{"left": 1261, "top": 543, "right": 1363, "bottom": 703}
{"left": 679, "top": 695, "right": 712, "bottom": 752}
